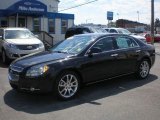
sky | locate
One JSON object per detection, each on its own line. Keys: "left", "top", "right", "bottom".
{"left": 59, "top": 0, "right": 160, "bottom": 25}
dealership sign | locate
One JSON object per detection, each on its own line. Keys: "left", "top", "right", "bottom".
{"left": 8, "top": 0, "right": 47, "bottom": 14}
{"left": 107, "top": 11, "right": 113, "bottom": 20}
{"left": 18, "top": 6, "right": 45, "bottom": 12}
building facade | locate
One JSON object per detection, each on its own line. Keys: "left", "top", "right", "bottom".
{"left": 0, "top": 0, "right": 74, "bottom": 42}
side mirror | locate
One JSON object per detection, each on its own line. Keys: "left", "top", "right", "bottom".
{"left": 87, "top": 47, "right": 102, "bottom": 57}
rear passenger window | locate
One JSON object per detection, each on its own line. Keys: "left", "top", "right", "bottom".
{"left": 115, "top": 36, "right": 138, "bottom": 49}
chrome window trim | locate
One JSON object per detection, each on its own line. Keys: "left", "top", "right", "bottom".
{"left": 84, "top": 35, "right": 140, "bottom": 56}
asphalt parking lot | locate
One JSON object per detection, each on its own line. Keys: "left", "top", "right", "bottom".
{"left": 0, "top": 43, "right": 160, "bottom": 120}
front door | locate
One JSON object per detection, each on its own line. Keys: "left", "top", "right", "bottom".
{"left": 18, "top": 17, "right": 26, "bottom": 27}
{"left": 81, "top": 37, "right": 118, "bottom": 82}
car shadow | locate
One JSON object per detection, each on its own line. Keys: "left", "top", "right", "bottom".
{"left": 4, "top": 74, "right": 158, "bottom": 114}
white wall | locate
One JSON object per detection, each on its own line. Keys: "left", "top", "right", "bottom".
{"left": 8, "top": 16, "right": 15, "bottom": 27}
{"left": 41, "top": 17, "right": 48, "bottom": 32}
{"left": 27, "top": 17, "right": 33, "bottom": 31}
{"left": 41, "top": 0, "right": 59, "bottom": 12}
{"left": 68, "top": 19, "right": 74, "bottom": 28}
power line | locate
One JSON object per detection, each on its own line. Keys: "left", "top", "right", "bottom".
{"left": 58, "top": 0, "right": 98, "bottom": 12}
{"left": 59, "top": 0, "right": 76, "bottom": 6}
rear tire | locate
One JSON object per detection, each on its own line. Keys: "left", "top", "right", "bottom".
{"left": 54, "top": 71, "right": 80, "bottom": 100}
{"left": 136, "top": 59, "right": 150, "bottom": 79}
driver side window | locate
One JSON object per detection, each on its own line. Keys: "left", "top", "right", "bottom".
{"left": 91, "top": 37, "right": 114, "bottom": 53}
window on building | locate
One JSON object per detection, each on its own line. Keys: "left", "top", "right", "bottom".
{"left": 61, "top": 20, "right": 68, "bottom": 34}
{"left": 33, "top": 18, "right": 40, "bottom": 32}
{"left": 1, "top": 20, "right": 8, "bottom": 27}
{"left": 48, "top": 19, "right": 55, "bottom": 33}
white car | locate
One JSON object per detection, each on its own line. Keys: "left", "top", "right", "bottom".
{"left": 0, "top": 28, "right": 45, "bottom": 64}
{"left": 104, "top": 28, "right": 146, "bottom": 42}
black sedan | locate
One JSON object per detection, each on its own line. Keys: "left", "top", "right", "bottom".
{"left": 8, "top": 33, "right": 155, "bottom": 100}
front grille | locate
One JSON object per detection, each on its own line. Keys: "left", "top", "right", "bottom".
{"left": 16, "top": 44, "right": 39, "bottom": 50}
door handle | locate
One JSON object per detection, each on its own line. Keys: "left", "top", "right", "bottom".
{"left": 111, "top": 54, "right": 118, "bottom": 57}
{"left": 135, "top": 50, "right": 141, "bottom": 53}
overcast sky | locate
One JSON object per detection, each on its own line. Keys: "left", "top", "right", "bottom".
{"left": 59, "top": 0, "right": 160, "bottom": 25}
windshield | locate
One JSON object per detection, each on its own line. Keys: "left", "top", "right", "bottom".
{"left": 5, "top": 29, "right": 35, "bottom": 39}
{"left": 117, "top": 29, "right": 131, "bottom": 34}
{"left": 89, "top": 27, "right": 107, "bottom": 33}
{"left": 51, "top": 35, "right": 96, "bottom": 54}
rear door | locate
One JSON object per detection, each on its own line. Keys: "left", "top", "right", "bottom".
{"left": 113, "top": 35, "right": 141, "bottom": 74}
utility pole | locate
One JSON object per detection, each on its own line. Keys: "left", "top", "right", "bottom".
{"left": 151, "top": 0, "right": 154, "bottom": 44}
{"left": 137, "top": 11, "right": 139, "bottom": 22}
{"left": 117, "top": 13, "right": 119, "bottom": 20}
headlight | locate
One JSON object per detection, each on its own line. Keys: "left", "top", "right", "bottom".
{"left": 26, "top": 64, "right": 49, "bottom": 77}
{"left": 6, "top": 43, "right": 18, "bottom": 49}
{"left": 39, "top": 43, "right": 44, "bottom": 48}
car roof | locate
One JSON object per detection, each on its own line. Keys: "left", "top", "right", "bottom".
{"left": 0, "top": 27, "right": 29, "bottom": 30}
{"left": 109, "top": 28, "right": 125, "bottom": 30}
{"left": 67, "top": 26, "right": 89, "bottom": 29}
{"left": 73, "top": 33, "right": 122, "bottom": 38}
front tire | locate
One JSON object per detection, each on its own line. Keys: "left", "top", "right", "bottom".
{"left": 10, "top": 83, "right": 18, "bottom": 91}
{"left": 136, "top": 59, "right": 150, "bottom": 79}
{"left": 54, "top": 71, "right": 80, "bottom": 100}
{"left": 2, "top": 50, "right": 10, "bottom": 64}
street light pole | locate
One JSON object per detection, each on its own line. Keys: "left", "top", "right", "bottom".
{"left": 151, "top": 0, "right": 154, "bottom": 44}
{"left": 117, "top": 13, "right": 119, "bottom": 20}
{"left": 137, "top": 11, "right": 139, "bottom": 22}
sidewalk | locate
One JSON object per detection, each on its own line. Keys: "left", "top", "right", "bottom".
{"left": 154, "top": 43, "right": 160, "bottom": 55}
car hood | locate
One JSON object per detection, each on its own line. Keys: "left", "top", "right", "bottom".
{"left": 13, "top": 51, "right": 74, "bottom": 68}
{"left": 6, "top": 37, "right": 42, "bottom": 45}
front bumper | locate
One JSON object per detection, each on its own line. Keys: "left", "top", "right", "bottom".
{"left": 6, "top": 47, "right": 44, "bottom": 59}
{"left": 8, "top": 72, "right": 54, "bottom": 93}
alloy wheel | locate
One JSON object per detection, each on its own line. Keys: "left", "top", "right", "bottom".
{"left": 58, "top": 74, "right": 79, "bottom": 98}
{"left": 139, "top": 60, "right": 150, "bottom": 78}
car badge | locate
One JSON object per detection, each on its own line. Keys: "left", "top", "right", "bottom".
{"left": 27, "top": 46, "right": 33, "bottom": 49}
